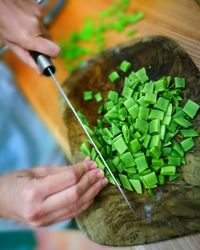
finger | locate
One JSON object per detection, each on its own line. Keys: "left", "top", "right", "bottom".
{"left": 8, "top": 42, "right": 41, "bottom": 74}
{"left": 25, "top": 36, "right": 60, "bottom": 58}
{"left": 77, "top": 177, "right": 109, "bottom": 206}
{"left": 74, "top": 168, "right": 105, "bottom": 197}
{"left": 38, "top": 161, "right": 94, "bottom": 197}
{"left": 41, "top": 168, "right": 104, "bottom": 214}
{"left": 30, "top": 166, "right": 68, "bottom": 178}
{"left": 32, "top": 200, "right": 93, "bottom": 227}
{"left": 31, "top": 158, "right": 97, "bottom": 178}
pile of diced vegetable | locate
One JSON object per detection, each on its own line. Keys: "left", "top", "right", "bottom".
{"left": 79, "top": 61, "right": 199, "bottom": 196}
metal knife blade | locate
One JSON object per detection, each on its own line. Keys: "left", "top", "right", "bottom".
{"left": 31, "top": 52, "right": 134, "bottom": 213}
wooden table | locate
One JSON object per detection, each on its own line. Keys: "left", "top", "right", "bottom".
{"left": 2, "top": 0, "right": 200, "bottom": 249}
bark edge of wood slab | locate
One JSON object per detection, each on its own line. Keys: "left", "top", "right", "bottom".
{"left": 61, "top": 36, "right": 200, "bottom": 246}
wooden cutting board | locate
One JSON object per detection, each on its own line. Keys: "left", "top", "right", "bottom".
{"left": 61, "top": 35, "right": 200, "bottom": 247}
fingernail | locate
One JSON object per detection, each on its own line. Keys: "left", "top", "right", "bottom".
{"left": 84, "top": 157, "right": 91, "bottom": 162}
{"left": 97, "top": 169, "right": 104, "bottom": 178}
{"left": 103, "top": 178, "right": 109, "bottom": 185}
{"left": 90, "top": 162, "right": 98, "bottom": 169}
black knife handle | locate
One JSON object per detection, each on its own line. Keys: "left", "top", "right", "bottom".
{"left": 30, "top": 51, "right": 56, "bottom": 76}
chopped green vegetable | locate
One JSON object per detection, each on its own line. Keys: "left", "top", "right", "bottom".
{"left": 160, "top": 166, "right": 176, "bottom": 175}
{"left": 119, "top": 60, "right": 131, "bottom": 72}
{"left": 180, "top": 137, "right": 195, "bottom": 152}
{"left": 122, "top": 124, "right": 130, "bottom": 143}
{"left": 180, "top": 129, "right": 199, "bottom": 137}
{"left": 118, "top": 174, "right": 133, "bottom": 191}
{"left": 108, "top": 90, "right": 119, "bottom": 104}
{"left": 138, "top": 106, "right": 150, "bottom": 120}
{"left": 173, "top": 116, "right": 192, "bottom": 128}
{"left": 83, "top": 91, "right": 93, "bottom": 101}
{"left": 108, "top": 71, "right": 120, "bottom": 83}
{"left": 183, "top": 99, "right": 200, "bottom": 119}
{"left": 142, "top": 171, "right": 158, "bottom": 188}
{"left": 130, "top": 179, "right": 142, "bottom": 194}
{"left": 80, "top": 64, "right": 199, "bottom": 197}
{"left": 144, "top": 92, "right": 157, "bottom": 105}
{"left": 120, "top": 152, "right": 135, "bottom": 167}
{"left": 175, "top": 77, "right": 185, "bottom": 89}
{"left": 148, "top": 109, "right": 164, "bottom": 120}
{"left": 135, "top": 67, "right": 149, "bottom": 83}
{"left": 129, "top": 138, "right": 141, "bottom": 153}
{"left": 135, "top": 155, "right": 148, "bottom": 174}
{"left": 113, "top": 134, "right": 128, "bottom": 154}
{"left": 80, "top": 142, "right": 90, "bottom": 156}
{"left": 95, "top": 92, "right": 103, "bottom": 102}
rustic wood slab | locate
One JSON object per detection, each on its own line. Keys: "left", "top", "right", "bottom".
{"left": 61, "top": 36, "right": 200, "bottom": 246}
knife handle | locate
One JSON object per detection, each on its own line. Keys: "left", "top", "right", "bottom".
{"left": 30, "top": 51, "right": 56, "bottom": 76}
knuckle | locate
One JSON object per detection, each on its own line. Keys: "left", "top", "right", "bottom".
{"left": 69, "top": 170, "right": 79, "bottom": 184}
{"left": 72, "top": 187, "right": 81, "bottom": 202}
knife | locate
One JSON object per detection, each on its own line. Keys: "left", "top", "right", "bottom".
{"left": 31, "top": 51, "right": 134, "bottom": 213}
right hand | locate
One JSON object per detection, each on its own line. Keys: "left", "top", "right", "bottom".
{"left": 0, "top": 158, "right": 108, "bottom": 227}
{"left": 0, "top": 0, "right": 60, "bottom": 73}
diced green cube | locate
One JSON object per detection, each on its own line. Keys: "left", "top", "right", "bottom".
{"left": 180, "top": 137, "right": 195, "bottom": 152}
{"left": 135, "top": 118, "right": 148, "bottom": 134}
{"left": 118, "top": 174, "right": 133, "bottom": 191}
{"left": 135, "top": 155, "right": 148, "bottom": 173}
{"left": 119, "top": 60, "right": 132, "bottom": 72}
{"left": 108, "top": 90, "right": 119, "bottom": 104}
{"left": 120, "top": 152, "right": 135, "bottom": 167}
{"left": 175, "top": 77, "right": 185, "bottom": 89}
{"left": 108, "top": 71, "right": 120, "bottom": 82}
{"left": 142, "top": 171, "right": 158, "bottom": 188}
{"left": 160, "top": 166, "right": 176, "bottom": 175}
{"left": 129, "top": 138, "right": 141, "bottom": 154}
{"left": 113, "top": 135, "right": 128, "bottom": 154}
{"left": 144, "top": 92, "right": 157, "bottom": 105}
{"left": 138, "top": 106, "right": 150, "bottom": 120}
{"left": 83, "top": 91, "right": 93, "bottom": 101}
{"left": 183, "top": 99, "right": 200, "bottom": 119}
{"left": 148, "top": 109, "right": 164, "bottom": 120}
{"left": 128, "top": 104, "right": 139, "bottom": 119}
{"left": 135, "top": 67, "right": 149, "bottom": 83}
{"left": 154, "top": 97, "right": 169, "bottom": 112}
{"left": 95, "top": 92, "right": 103, "bottom": 102}
{"left": 129, "top": 179, "right": 142, "bottom": 194}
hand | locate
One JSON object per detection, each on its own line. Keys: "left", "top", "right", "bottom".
{"left": 0, "top": 0, "right": 60, "bottom": 73}
{"left": 0, "top": 159, "right": 108, "bottom": 226}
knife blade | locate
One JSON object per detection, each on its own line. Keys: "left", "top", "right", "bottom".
{"left": 31, "top": 52, "right": 134, "bottom": 213}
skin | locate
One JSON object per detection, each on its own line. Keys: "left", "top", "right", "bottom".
{"left": 0, "top": 1, "right": 109, "bottom": 227}
{"left": 0, "top": 158, "right": 108, "bottom": 226}
{"left": 0, "top": 0, "right": 60, "bottom": 73}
